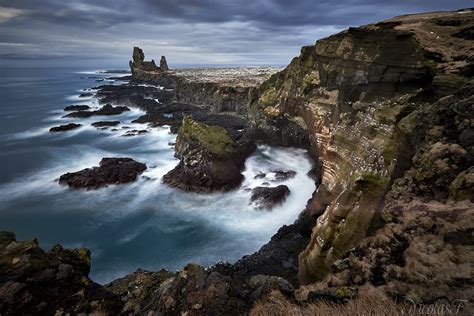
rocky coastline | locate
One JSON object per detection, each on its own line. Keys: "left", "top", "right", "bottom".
{"left": 1, "top": 8, "right": 473, "bottom": 315}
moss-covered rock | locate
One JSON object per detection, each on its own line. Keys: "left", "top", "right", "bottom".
{"left": 164, "top": 116, "right": 255, "bottom": 192}
{"left": 179, "top": 115, "right": 236, "bottom": 157}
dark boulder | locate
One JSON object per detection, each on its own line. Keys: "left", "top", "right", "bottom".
{"left": 91, "top": 121, "right": 120, "bottom": 127}
{"left": 64, "top": 105, "right": 90, "bottom": 111}
{"left": 273, "top": 170, "right": 296, "bottom": 181}
{"left": 49, "top": 123, "right": 82, "bottom": 132}
{"left": 59, "top": 157, "right": 147, "bottom": 190}
{"left": 63, "top": 104, "right": 130, "bottom": 118}
{"left": 250, "top": 185, "right": 290, "bottom": 209}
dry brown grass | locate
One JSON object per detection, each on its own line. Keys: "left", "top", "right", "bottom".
{"left": 250, "top": 289, "right": 401, "bottom": 316}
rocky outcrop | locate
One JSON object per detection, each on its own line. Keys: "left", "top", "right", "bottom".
{"left": 91, "top": 121, "right": 120, "bottom": 127}
{"left": 63, "top": 104, "right": 130, "bottom": 118}
{"left": 0, "top": 232, "right": 122, "bottom": 315}
{"left": 64, "top": 105, "right": 90, "bottom": 111}
{"left": 129, "top": 47, "right": 176, "bottom": 86}
{"left": 248, "top": 9, "right": 474, "bottom": 285}
{"left": 160, "top": 56, "right": 169, "bottom": 71}
{"left": 105, "top": 268, "right": 175, "bottom": 314}
{"left": 163, "top": 116, "right": 255, "bottom": 192}
{"left": 128, "top": 50, "right": 279, "bottom": 114}
{"left": 129, "top": 47, "right": 159, "bottom": 75}
{"left": 250, "top": 185, "right": 290, "bottom": 209}
{"left": 59, "top": 157, "right": 147, "bottom": 190}
{"left": 49, "top": 123, "right": 82, "bottom": 132}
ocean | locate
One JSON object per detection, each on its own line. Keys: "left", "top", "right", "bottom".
{"left": 0, "top": 67, "right": 315, "bottom": 284}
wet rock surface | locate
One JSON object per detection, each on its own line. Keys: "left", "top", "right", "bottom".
{"left": 273, "top": 170, "right": 297, "bottom": 182}
{"left": 79, "top": 92, "right": 93, "bottom": 98}
{"left": 122, "top": 129, "right": 148, "bottom": 137}
{"left": 59, "top": 157, "right": 147, "bottom": 190}
{"left": 250, "top": 185, "right": 290, "bottom": 209}
{"left": 49, "top": 123, "right": 82, "bottom": 133}
{"left": 63, "top": 105, "right": 90, "bottom": 111}
{"left": 91, "top": 120, "right": 120, "bottom": 127}
{"left": 49, "top": 123, "right": 82, "bottom": 132}
{"left": 64, "top": 104, "right": 130, "bottom": 118}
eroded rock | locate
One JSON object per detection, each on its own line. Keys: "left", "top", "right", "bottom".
{"left": 49, "top": 123, "right": 82, "bottom": 132}
{"left": 64, "top": 105, "right": 90, "bottom": 111}
{"left": 0, "top": 232, "right": 122, "bottom": 315}
{"left": 163, "top": 116, "right": 255, "bottom": 192}
{"left": 250, "top": 185, "right": 290, "bottom": 210}
{"left": 91, "top": 121, "right": 120, "bottom": 127}
{"left": 59, "top": 157, "right": 147, "bottom": 190}
{"left": 64, "top": 104, "right": 130, "bottom": 118}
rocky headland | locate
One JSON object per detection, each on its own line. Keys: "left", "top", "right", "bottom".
{"left": 3, "top": 8, "right": 474, "bottom": 315}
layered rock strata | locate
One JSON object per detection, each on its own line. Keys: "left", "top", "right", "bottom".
{"left": 248, "top": 9, "right": 474, "bottom": 287}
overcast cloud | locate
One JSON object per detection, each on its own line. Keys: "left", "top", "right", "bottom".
{"left": 0, "top": 0, "right": 470, "bottom": 67}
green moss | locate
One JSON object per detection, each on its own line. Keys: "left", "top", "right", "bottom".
{"left": 355, "top": 171, "right": 389, "bottom": 191}
{"left": 259, "top": 87, "right": 278, "bottom": 107}
{"left": 180, "top": 116, "right": 236, "bottom": 157}
{"left": 302, "top": 71, "right": 319, "bottom": 92}
{"left": 333, "top": 286, "right": 357, "bottom": 299}
{"left": 77, "top": 248, "right": 91, "bottom": 265}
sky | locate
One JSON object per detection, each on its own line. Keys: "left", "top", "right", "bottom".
{"left": 0, "top": 0, "right": 471, "bottom": 68}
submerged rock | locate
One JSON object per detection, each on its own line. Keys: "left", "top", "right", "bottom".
{"left": 250, "top": 185, "right": 290, "bottom": 209}
{"left": 91, "top": 121, "right": 120, "bottom": 127}
{"left": 122, "top": 129, "right": 149, "bottom": 137}
{"left": 63, "top": 105, "right": 90, "bottom": 111}
{"left": 79, "top": 92, "right": 93, "bottom": 98}
{"left": 273, "top": 170, "right": 297, "bottom": 181}
{"left": 49, "top": 123, "right": 82, "bottom": 132}
{"left": 63, "top": 104, "right": 130, "bottom": 118}
{"left": 59, "top": 157, "right": 146, "bottom": 190}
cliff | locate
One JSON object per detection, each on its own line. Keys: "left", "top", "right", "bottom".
{"left": 1, "top": 9, "right": 473, "bottom": 316}
{"left": 129, "top": 51, "right": 280, "bottom": 115}
{"left": 249, "top": 9, "right": 473, "bottom": 286}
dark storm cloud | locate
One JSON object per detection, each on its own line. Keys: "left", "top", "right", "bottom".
{"left": 0, "top": 0, "right": 470, "bottom": 66}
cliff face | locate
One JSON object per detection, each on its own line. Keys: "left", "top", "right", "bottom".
{"left": 249, "top": 9, "right": 473, "bottom": 284}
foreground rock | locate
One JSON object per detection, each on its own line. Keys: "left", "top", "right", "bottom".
{"left": 59, "top": 157, "right": 146, "bottom": 190}
{"left": 106, "top": 262, "right": 295, "bottom": 315}
{"left": 63, "top": 104, "right": 130, "bottom": 118}
{"left": 63, "top": 105, "right": 90, "bottom": 111}
{"left": 49, "top": 123, "right": 82, "bottom": 132}
{"left": 250, "top": 185, "right": 290, "bottom": 209}
{"left": 0, "top": 232, "right": 122, "bottom": 315}
{"left": 163, "top": 116, "right": 255, "bottom": 192}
